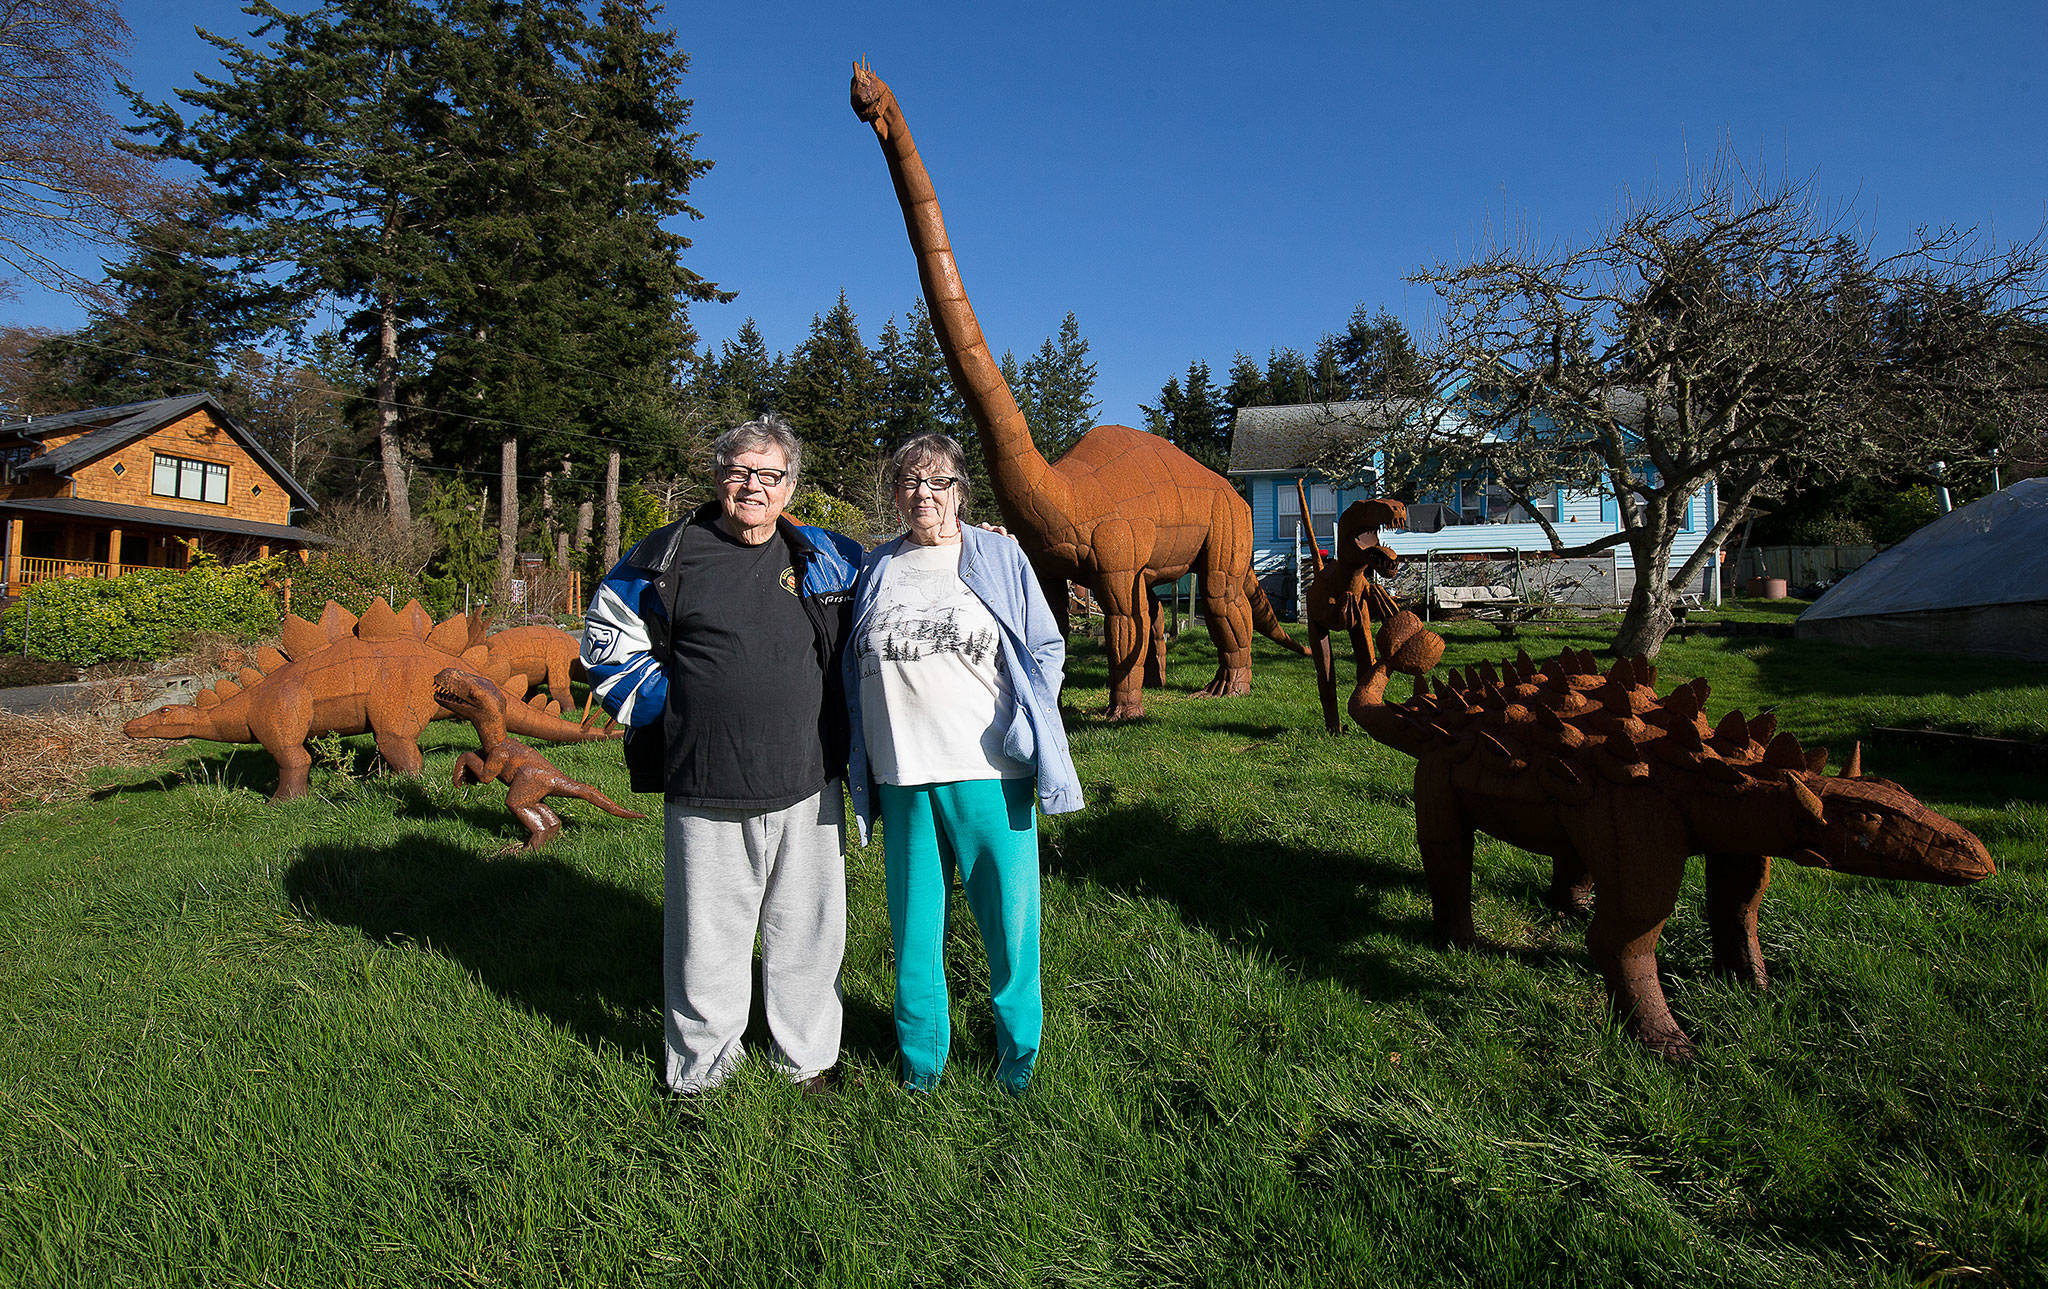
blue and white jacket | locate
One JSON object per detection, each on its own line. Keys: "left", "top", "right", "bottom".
{"left": 843, "top": 524, "right": 1084, "bottom": 843}
{"left": 581, "top": 504, "right": 864, "bottom": 792}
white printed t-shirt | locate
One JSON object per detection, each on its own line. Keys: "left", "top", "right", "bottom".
{"left": 855, "top": 539, "right": 1032, "bottom": 786}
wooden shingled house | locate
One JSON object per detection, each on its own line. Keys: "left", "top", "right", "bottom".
{"left": 0, "top": 393, "right": 328, "bottom": 595}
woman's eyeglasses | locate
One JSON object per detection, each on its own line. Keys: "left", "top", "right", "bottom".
{"left": 895, "top": 475, "right": 958, "bottom": 493}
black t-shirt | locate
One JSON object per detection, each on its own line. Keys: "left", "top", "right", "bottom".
{"left": 661, "top": 516, "right": 828, "bottom": 808}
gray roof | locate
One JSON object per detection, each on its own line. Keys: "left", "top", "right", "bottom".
{"left": 1800, "top": 478, "right": 2048, "bottom": 620}
{"left": 1227, "top": 389, "right": 1661, "bottom": 477}
{"left": 0, "top": 495, "right": 334, "bottom": 545}
{"left": 0, "top": 393, "right": 319, "bottom": 513}
{"left": 1226, "top": 399, "right": 1420, "bottom": 475}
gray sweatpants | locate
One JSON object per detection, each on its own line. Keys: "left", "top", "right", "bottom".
{"left": 662, "top": 782, "right": 846, "bottom": 1092}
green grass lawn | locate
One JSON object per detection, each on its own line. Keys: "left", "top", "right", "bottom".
{"left": 2, "top": 623, "right": 2044, "bottom": 1287}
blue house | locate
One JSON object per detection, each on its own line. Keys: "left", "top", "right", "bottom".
{"left": 1226, "top": 399, "right": 1721, "bottom": 616}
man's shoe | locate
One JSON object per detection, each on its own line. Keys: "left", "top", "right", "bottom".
{"left": 798, "top": 1071, "right": 836, "bottom": 1098}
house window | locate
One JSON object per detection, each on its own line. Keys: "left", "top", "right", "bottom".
{"left": 153, "top": 454, "right": 229, "bottom": 505}
{"left": 1483, "top": 481, "right": 1559, "bottom": 524}
{"left": 0, "top": 444, "right": 30, "bottom": 482}
{"left": 1277, "top": 479, "right": 1341, "bottom": 540}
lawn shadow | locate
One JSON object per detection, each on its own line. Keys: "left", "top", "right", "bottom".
{"left": 284, "top": 835, "right": 893, "bottom": 1071}
{"left": 1046, "top": 801, "right": 1449, "bottom": 1007}
{"left": 95, "top": 744, "right": 283, "bottom": 798}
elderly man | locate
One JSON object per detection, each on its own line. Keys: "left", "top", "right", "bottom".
{"left": 581, "top": 415, "right": 863, "bottom": 1095}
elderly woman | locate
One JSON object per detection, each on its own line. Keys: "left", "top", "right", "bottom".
{"left": 845, "top": 433, "right": 1083, "bottom": 1094}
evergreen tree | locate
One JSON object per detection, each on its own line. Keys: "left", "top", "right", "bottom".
{"left": 778, "top": 293, "right": 881, "bottom": 496}
{"left": 1265, "top": 347, "right": 1315, "bottom": 404}
{"left": 28, "top": 190, "right": 295, "bottom": 407}
{"left": 1142, "top": 359, "right": 1229, "bottom": 473}
{"left": 1310, "top": 333, "right": 1348, "bottom": 402}
{"left": 1022, "top": 311, "right": 1099, "bottom": 458}
{"left": 695, "top": 317, "right": 781, "bottom": 421}
{"left": 1222, "top": 351, "right": 1268, "bottom": 411}
{"left": 1336, "top": 304, "right": 1428, "bottom": 398}
{"left": 134, "top": 0, "right": 468, "bottom": 528}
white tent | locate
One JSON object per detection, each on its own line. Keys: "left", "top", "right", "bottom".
{"left": 1796, "top": 478, "right": 2048, "bottom": 661}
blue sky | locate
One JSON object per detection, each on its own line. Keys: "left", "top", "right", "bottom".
{"left": 11, "top": 1, "right": 2047, "bottom": 431}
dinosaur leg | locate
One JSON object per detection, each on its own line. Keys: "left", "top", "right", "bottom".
{"left": 372, "top": 728, "right": 427, "bottom": 778}
{"left": 249, "top": 696, "right": 312, "bottom": 801}
{"left": 1143, "top": 588, "right": 1168, "bottom": 689}
{"left": 1036, "top": 566, "right": 1071, "bottom": 641}
{"left": 1584, "top": 848, "right": 1692, "bottom": 1059}
{"left": 453, "top": 750, "right": 489, "bottom": 788}
{"left": 1413, "top": 763, "right": 1477, "bottom": 946}
{"left": 1703, "top": 852, "right": 1771, "bottom": 989}
{"left": 511, "top": 801, "right": 563, "bottom": 850}
{"left": 1309, "top": 626, "right": 1341, "bottom": 735}
{"left": 1194, "top": 551, "right": 1254, "bottom": 699}
{"left": 1546, "top": 848, "right": 1595, "bottom": 917}
{"left": 1096, "top": 571, "right": 1149, "bottom": 721}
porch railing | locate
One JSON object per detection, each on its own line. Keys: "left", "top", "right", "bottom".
{"left": 15, "top": 556, "right": 124, "bottom": 585}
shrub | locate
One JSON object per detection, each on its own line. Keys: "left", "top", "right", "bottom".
{"left": 276, "top": 551, "right": 426, "bottom": 620}
{"left": 785, "top": 487, "right": 867, "bottom": 534}
{"left": 0, "top": 565, "right": 281, "bottom": 666}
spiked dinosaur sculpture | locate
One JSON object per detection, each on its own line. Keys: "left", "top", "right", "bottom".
{"left": 1305, "top": 499, "right": 1408, "bottom": 735}
{"left": 1348, "top": 611, "right": 1994, "bottom": 1057}
{"left": 851, "top": 64, "right": 1304, "bottom": 719}
{"left": 433, "top": 669, "right": 644, "bottom": 849}
{"left": 125, "top": 598, "right": 616, "bottom": 800}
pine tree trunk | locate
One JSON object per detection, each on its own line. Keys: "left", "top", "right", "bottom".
{"left": 574, "top": 500, "right": 593, "bottom": 552}
{"left": 377, "top": 296, "right": 411, "bottom": 530}
{"left": 497, "top": 437, "right": 518, "bottom": 593}
{"left": 602, "top": 450, "right": 621, "bottom": 568}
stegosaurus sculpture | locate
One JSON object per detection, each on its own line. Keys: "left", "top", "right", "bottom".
{"left": 1348, "top": 610, "right": 1995, "bottom": 1057}
{"left": 126, "top": 598, "right": 615, "bottom": 800}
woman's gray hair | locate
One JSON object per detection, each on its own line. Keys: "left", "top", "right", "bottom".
{"left": 714, "top": 415, "right": 803, "bottom": 490}
{"left": 887, "top": 433, "right": 971, "bottom": 520}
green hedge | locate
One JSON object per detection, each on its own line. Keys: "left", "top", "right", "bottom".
{"left": 2, "top": 564, "right": 282, "bottom": 665}
{"left": 276, "top": 551, "right": 433, "bottom": 621}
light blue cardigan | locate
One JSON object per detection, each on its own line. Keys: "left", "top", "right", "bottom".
{"left": 843, "top": 525, "right": 1084, "bottom": 844}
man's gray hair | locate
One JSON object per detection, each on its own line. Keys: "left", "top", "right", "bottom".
{"left": 714, "top": 415, "right": 803, "bottom": 490}
{"left": 887, "top": 433, "right": 972, "bottom": 520}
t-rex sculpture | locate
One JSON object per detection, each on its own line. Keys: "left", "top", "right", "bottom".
{"left": 1347, "top": 610, "right": 1995, "bottom": 1057}
{"left": 851, "top": 64, "right": 1304, "bottom": 719}
{"left": 1305, "top": 499, "right": 1407, "bottom": 735}
{"left": 125, "top": 598, "right": 616, "bottom": 800}
{"left": 433, "top": 669, "right": 644, "bottom": 849}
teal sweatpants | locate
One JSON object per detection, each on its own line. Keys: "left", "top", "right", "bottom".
{"left": 878, "top": 776, "right": 1042, "bottom": 1092}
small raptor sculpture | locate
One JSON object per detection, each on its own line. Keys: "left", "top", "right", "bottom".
{"left": 433, "top": 669, "right": 644, "bottom": 849}
{"left": 1348, "top": 610, "right": 1994, "bottom": 1057}
{"left": 1304, "top": 499, "right": 1407, "bottom": 735}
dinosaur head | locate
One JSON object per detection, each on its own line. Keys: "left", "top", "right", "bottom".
{"left": 125, "top": 705, "right": 209, "bottom": 741}
{"left": 433, "top": 668, "right": 508, "bottom": 743}
{"left": 1782, "top": 771, "right": 1994, "bottom": 886}
{"left": 850, "top": 61, "right": 896, "bottom": 141}
{"left": 1335, "top": 499, "right": 1404, "bottom": 574}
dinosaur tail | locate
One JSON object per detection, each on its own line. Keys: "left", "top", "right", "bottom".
{"left": 1346, "top": 611, "right": 1446, "bottom": 753}
{"left": 552, "top": 778, "right": 648, "bottom": 820}
{"left": 504, "top": 697, "right": 624, "bottom": 744}
{"left": 1244, "top": 571, "right": 1309, "bottom": 655}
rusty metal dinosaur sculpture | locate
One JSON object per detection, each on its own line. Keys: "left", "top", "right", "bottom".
{"left": 1305, "top": 499, "right": 1408, "bottom": 735}
{"left": 851, "top": 63, "right": 1304, "bottom": 719}
{"left": 433, "top": 668, "right": 644, "bottom": 849}
{"left": 1348, "top": 610, "right": 1994, "bottom": 1057}
{"left": 125, "top": 598, "right": 615, "bottom": 800}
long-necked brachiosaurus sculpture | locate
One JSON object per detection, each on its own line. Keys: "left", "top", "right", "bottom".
{"left": 851, "top": 64, "right": 1303, "bottom": 719}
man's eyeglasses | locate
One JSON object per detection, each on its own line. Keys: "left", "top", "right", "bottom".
{"left": 720, "top": 465, "right": 788, "bottom": 488}
{"left": 895, "top": 475, "right": 959, "bottom": 493}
